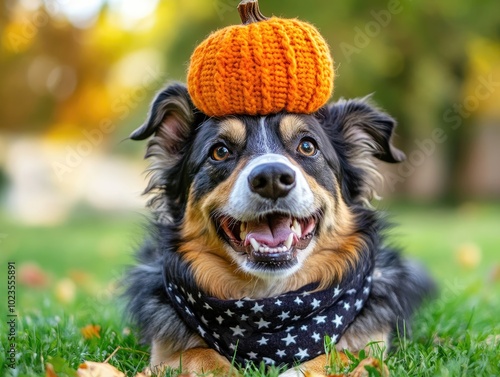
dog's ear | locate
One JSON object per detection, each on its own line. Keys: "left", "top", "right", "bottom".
{"left": 318, "top": 97, "right": 405, "bottom": 203}
{"left": 324, "top": 97, "right": 405, "bottom": 163}
{"left": 130, "top": 83, "right": 199, "bottom": 154}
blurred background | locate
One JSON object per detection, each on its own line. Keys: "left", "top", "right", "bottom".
{"left": 0, "top": 0, "right": 499, "bottom": 311}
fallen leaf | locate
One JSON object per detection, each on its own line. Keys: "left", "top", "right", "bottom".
{"left": 69, "top": 270, "right": 92, "bottom": 285}
{"left": 489, "top": 264, "right": 500, "bottom": 282}
{"left": 19, "top": 262, "right": 49, "bottom": 288}
{"left": 456, "top": 243, "right": 482, "bottom": 269}
{"left": 77, "top": 361, "right": 125, "bottom": 377}
{"left": 81, "top": 324, "right": 101, "bottom": 339}
{"left": 45, "top": 363, "right": 59, "bottom": 377}
{"left": 347, "top": 357, "right": 389, "bottom": 377}
{"left": 55, "top": 278, "right": 77, "bottom": 304}
{"left": 485, "top": 334, "right": 500, "bottom": 346}
{"left": 46, "top": 356, "right": 78, "bottom": 376}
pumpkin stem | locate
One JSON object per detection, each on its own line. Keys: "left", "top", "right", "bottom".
{"left": 238, "top": 0, "right": 269, "bottom": 25}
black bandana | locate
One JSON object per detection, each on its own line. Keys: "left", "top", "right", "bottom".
{"left": 164, "top": 263, "right": 372, "bottom": 367}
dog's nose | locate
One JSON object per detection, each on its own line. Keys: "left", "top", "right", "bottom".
{"left": 248, "top": 163, "right": 296, "bottom": 199}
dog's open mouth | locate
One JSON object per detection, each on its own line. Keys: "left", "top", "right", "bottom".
{"left": 215, "top": 212, "right": 319, "bottom": 267}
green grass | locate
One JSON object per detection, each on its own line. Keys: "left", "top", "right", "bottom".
{"left": 0, "top": 203, "right": 499, "bottom": 376}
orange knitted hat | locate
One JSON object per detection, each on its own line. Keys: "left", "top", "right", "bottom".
{"left": 187, "top": 0, "right": 334, "bottom": 117}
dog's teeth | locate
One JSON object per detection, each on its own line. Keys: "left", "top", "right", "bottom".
{"left": 240, "top": 223, "right": 247, "bottom": 239}
{"left": 250, "top": 238, "right": 260, "bottom": 252}
{"left": 284, "top": 233, "right": 294, "bottom": 250}
{"left": 292, "top": 219, "right": 302, "bottom": 237}
{"left": 264, "top": 246, "right": 270, "bottom": 253}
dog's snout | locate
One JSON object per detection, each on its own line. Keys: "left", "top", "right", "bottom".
{"left": 248, "top": 163, "right": 296, "bottom": 200}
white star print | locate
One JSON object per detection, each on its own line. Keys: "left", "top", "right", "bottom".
{"left": 311, "top": 298, "right": 321, "bottom": 309}
{"left": 225, "top": 309, "right": 234, "bottom": 317}
{"left": 263, "top": 357, "right": 275, "bottom": 365}
{"left": 276, "top": 349, "right": 286, "bottom": 358}
{"left": 302, "top": 291, "right": 311, "bottom": 297}
{"left": 257, "top": 336, "right": 269, "bottom": 345}
{"left": 197, "top": 325, "right": 206, "bottom": 337}
{"left": 216, "top": 316, "right": 224, "bottom": 324}
{"left": 203, "top": 302, "right": 212, "bottom": 310}
{"left": 251, "top": 302, "right": 264, "bottom": 313}
{"left": 230, "top": 325, "right": 246, "bottom": 336}
{"left": 175, "top": 295, "right": 182, "bottom": 303}
{"left": 355, "top": 299, "right": 363, "bottom": 310}
{"left": 347, "top": 289, "right": 356, "bottom": 295}
{"left": 235, "top": 300, "right": 245, "bottom": 308}
{"left": 294, "top": 297, "right": 303, "bottom": 305}
{"left": 201, "top": 316, "right": 209, "bottom": 325}
{"left": 333, "top": 314, "right": 343, "bottom": 328}
{"left": 184, "top": 307, "right": 194, "bottom": 316}
{"left": 330, "top": 334, "right": 338, "bottom": 343}
{"left": 278, "top": 311, "right": 290, "bottom": 321}
{"left": 285, "top": 326, "right": 295, "bottom": 332}
{"left": 213, "top": 332, "right": 220, "bottom": 339}
{"left": 343, "top": 302, "right": 351, "bottom": 311}
{"left": 281, "top": 333, "right": 297, "bottom": 346}
{"left": 247, "top": 352, "right": 258, "bottom": 359}
{"left": 292, "top": 315, "right": 301, "bottom": 321}
{"left": 295, "top": 348, "right": 310, "bottom": 360}
{"left": 367, "top": 276, "right": 372, "bottom": 282}
{"left": 256, "top": 318, "right": 271, "bottom": 329}
{"left": 229, "top": 343, "right": 236, "bottom": 350}
{"left": 275, "top": 299, "right": 282, "bottom": 306}
{"left": 333, "top": 285, "right": 341, "bottom": 297}
{"left": 313, "top": 315, "right": 327, "bottom": 324}
{"left": 363, "top": 286, "right": 370, "bottom": 295}
{"left": 187, "top": 293, "right": 195, "bottom": 304}
{"left": 311, "top": 332, "right": 321, "bottom": 342}
{"left": 240, "top": 314, "right": 249, "bottom": 321}
{"left": 301, "top": 325, "right": 308, "bottom": 331}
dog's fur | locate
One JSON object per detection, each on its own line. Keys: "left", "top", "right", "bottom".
{"left": 125, "top": 83, "right": 434, "bottom": 375}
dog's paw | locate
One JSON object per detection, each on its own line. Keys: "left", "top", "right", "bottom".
{"left": 278, "top": 367, "right": 304, "bottom": 377}
{"left": 278, "top": 357, "right": 389, "bottom": 377}
{"left": 348, "top": 357, "right": 389, "bottom": 377}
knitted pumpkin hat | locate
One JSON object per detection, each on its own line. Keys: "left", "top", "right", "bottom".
{"left": 187, "top": 0, "right": 334, "bottom": 117}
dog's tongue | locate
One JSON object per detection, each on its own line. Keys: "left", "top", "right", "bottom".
{"left": 245, "top": 215, "right": 292, "bottom": 247}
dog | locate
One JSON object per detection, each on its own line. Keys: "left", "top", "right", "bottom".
{"left": 124, "top": 82, "right": 434, "bottom": 376}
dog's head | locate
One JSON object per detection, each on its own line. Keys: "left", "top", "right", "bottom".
{"left": 132, "top": 83, "right": 405, "bottom": 297}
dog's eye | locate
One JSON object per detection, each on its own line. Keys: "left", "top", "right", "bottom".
{"left": 210, "top": 144, "right": 231, "bottom": 161}
{"left": 297, "top": 138, "right": 317, "bottom": 157}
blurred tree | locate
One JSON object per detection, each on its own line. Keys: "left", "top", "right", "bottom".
{"left": 0, "top": 0, "right": 499, "bottom": 200}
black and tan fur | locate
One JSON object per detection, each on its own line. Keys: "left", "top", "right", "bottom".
{"left": 124, "top": 83, "right": 434, "bottom": 375}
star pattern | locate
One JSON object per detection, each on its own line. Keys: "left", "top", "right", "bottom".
{"left": 256, "top": 317, "right": 271, "bottom": 329}
{"left": 164, "top": 262, "right": 373, "bottom": 368}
